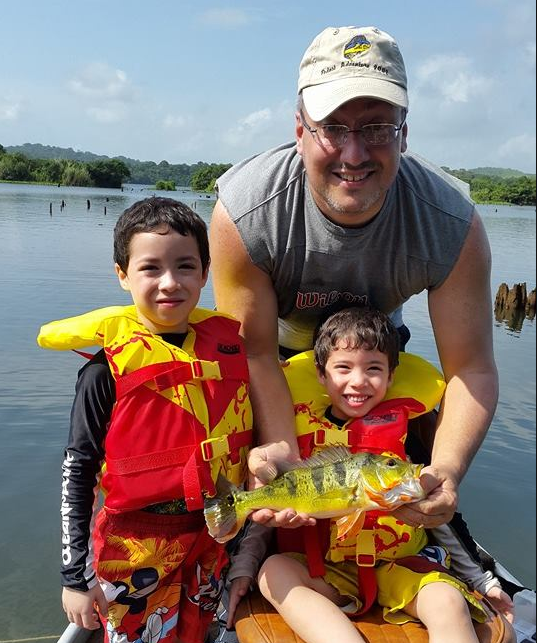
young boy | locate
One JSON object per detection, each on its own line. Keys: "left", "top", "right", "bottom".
{"left": 224, "top": 306, "right": 513, "bottom": 643}
{"left": 37, "top": 197, "right": 253, "bottom": 643}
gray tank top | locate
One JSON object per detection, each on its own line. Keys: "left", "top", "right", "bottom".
{"left": 216, "top": 143, "right": 474, "bottom": 351}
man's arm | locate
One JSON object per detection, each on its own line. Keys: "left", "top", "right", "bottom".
{"left": 397, "top": 212, "right": 498, "bottom": 527}
{"left": 210, "top": 201, "right": 315, "bottom": 527}
{"left": 209, "top": 199, "right": 298, "bottom": 456}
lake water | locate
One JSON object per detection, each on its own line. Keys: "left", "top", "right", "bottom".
{"left": 0, "top": 183, "right": 535, "bottom": 640}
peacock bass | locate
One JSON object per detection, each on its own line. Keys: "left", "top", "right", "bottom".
{"left": 204, "top": 447, "right": 425, "bottom": 543}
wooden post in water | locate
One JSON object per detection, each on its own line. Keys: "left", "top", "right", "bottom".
{"left": 494, "top": 282, "right": 536, "bottom": 329}
{"left": 526, "top": 289, "right": 536, "bottom": 320}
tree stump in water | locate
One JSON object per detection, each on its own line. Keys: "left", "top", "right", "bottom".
{"left": 526, "top": 289, "right": 536, "bottom": 320}
{"left": 494, "top": 282, "right": 536, "bottom": 329}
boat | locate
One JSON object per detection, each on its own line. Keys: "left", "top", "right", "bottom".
{"left": 54, "top": 543, "right": 536, "bottom": 643}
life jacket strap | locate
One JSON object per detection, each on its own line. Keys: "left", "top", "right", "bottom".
{"left": 356, "top": 565, "right": 377, "bottom": 615}
{"left": 106, "top": 444, "right": 197, "bottom": 475}
{"left": 355, "top": 520, "right": 378, "bottom": 614}
{"left": 304, "top": 523, "right": 327, "bottom": 577}
{"left": 72, "top": 348, "right": 97, "bottom": 360}
{"left": 297, "top": 428, "right": 395, "bottom": 458}
{"left": 105, "top": 431, "right": 253, "bottom": 506}
{"left": 200, "top": 430, "right": 253, "bottom": 463}
{"left": 115, "top": 359, "right": 248, "bottom": 399}
{"left": 183, "top": 446, "right": 213, "bottom": 512}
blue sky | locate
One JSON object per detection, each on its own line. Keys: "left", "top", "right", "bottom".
{"left": 1, "top": 0, "right": 535, "bottom": 172}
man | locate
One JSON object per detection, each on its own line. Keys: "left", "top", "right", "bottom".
{"left": 209, "top": 25, "right": 497, "bottom": 530}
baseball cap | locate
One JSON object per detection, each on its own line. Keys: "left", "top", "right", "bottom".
{"left": 298, "top": 26, "right": 408, "bottom": 121}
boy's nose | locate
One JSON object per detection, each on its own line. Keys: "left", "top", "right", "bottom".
{"left": 160, "top": 271, "right": 179, "bottom": 290}
{"left": 349, "top": 370, "right": 367, "bottom": 387}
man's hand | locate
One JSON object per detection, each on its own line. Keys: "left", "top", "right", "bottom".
{"left": 62, "top": 584, "right": 108, "bottom": 630}
{"left": 393, "top": 465, "right": 458, "bottom": 528}
{"left": 248, "top": 442, "right": 292, "bottom": 485}
{"left": 247, "top": 442, "right": 316, "bottom": 529}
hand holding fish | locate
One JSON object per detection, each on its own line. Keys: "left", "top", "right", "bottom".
{"left": 247, "top": 441, "right": 317, "bottom": 529}
{"left": 392, "top": 464, "right": 458, "bottom": 528}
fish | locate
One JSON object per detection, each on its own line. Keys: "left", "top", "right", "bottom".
{"left": 204, "top": 447, "right": 425, "bottom": 543}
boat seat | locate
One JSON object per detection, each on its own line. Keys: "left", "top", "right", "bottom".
{"left": 234, "top": 588, "right": 516, "bottom": 643}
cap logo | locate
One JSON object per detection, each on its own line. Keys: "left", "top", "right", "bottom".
{"left": 343, "top": 34, "right": 371, "bottom": 60}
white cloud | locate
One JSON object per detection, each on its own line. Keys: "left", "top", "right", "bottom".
{"left": 497, "top": 134, "right": 536, "bottom": 169}
{"left": 240, "top": 108, "right": 272, "bottom": 129}
{"left": 163, "top": 114, "right": 187, "bottom": 129}
{"left": 415, "top": 55, "right": 493, "bottom": 103}
{"left": 86, "top": 106, "right": 123, "bottom": 123}
{"left": 199, "top": 8, "right": 251, "bottom": 27}
{"left": 222, "top": 107, "right": 273, "bottom": 147}
{"left": 0, "top": 98, "right": 20, "bottom": 120}
{"left": 70, "top": 63, "right": 135, "bottom": 102}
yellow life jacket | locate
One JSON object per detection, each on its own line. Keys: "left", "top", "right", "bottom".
{"left": 282, "top": 350, "right": 445, "bottom": 453}
{"left": 277, "top": 350, "right": 445, "bottom": 579}
{"left": 38, "top": 305, "right": 253, "bottom": 512}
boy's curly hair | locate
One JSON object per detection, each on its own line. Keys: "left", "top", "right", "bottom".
{"left": 314, "top": 306, "right": 400, "bottom": 374}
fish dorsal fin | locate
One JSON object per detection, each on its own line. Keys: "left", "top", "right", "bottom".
{"left": 336, "top": 510, "right": 365, "bottom": 541}
{"left": 277, "top": 446, "right": 353, "bottom": 474}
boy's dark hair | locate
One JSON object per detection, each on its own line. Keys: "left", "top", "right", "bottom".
{"left": 113, "top": 197, "right": 210, "bottom": 272}
{"left": 314, "top": 306, "right": 400, "bottom": 374}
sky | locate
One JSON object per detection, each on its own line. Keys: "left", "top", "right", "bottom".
{"left": 1, "top": 0, "right": 535, "bottom": 173}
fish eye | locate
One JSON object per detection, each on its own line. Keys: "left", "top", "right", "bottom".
{"left": 226, "top": 494, "right": 234, "bottom": 504}
{"left": 385, "top": 458, "right": 398, "bottom": 467}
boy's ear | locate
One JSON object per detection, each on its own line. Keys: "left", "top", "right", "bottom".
{"left": 388, "top": 371, "right": 395, "bottom": 388}
{"left": 316, "top": 365, "right": 326, "bottom": 386}
{"left": 115, "top": 263, "right": 130, "bottom": 291}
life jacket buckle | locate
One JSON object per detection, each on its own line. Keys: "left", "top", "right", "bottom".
{"left": 201, "top": 435, "right": 230, "bottom": 461}
{"left": 356, "top": 553, "right": 376, "bottom": 567}
{"left": 191, "top": 360, "right": 222, "bottom": 381}
{"left": 314, "top": 428, "right": 349, "bottom": 447}
{"left": 355, "top": 527, "right": 376, "bottom": 567}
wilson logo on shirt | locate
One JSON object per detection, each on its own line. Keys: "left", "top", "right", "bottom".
{"left": 217, "top": 343, "right": 241, "bottom": 355}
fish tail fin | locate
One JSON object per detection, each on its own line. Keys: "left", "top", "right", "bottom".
{"left": 204, "top": 475, "right": 244, "bottom": 543}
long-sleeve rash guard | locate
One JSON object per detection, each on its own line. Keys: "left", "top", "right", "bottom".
{"left": 61, "top": 333, "right": 186, "bottom": 590}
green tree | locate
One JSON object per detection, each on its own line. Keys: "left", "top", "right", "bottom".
{"left": 87, "top": 158, "right": 131, "bottom": 188}
{"left": 32, "top": 158, "right": 65, "bottom": 184}
{"left": 0, "top": 152, "right": 33, "bottom": 181}
{"left": 445, "top": 167, "right": 536, "bottom": 205}
{"left": 191, "top": 163, "right": 231, "bottom": 191}
{"left": 155, "top": 179, "right": 176, "bottom": 191}
{"left": 61, "top": 161, "right": 93, "bottom": 186}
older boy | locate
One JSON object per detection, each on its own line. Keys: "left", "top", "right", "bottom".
{"left": 38, "top": 197, "right": 252, "bottom": 643}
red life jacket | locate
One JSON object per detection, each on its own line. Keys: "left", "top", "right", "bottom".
{"left": 277, "top": 397, "right": 426, "bottom": 614}
{"left": 101, "top": 311, "right": 253, "bottom": 513}
{"left": 38, "top": 305, "right": 253, "bottom": 513}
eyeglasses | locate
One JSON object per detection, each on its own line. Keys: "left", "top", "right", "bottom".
{"left": 300, "top": 111, "right": 406, "bottom": 148}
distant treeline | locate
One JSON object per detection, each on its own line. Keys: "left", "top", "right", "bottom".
{"left": 4, "top": 143, "right": 225, "bottom": 188}
{"left": 444, "top": 167, "right": 536, "bottom": 206}
{"left": 2, "top": 142, "right": 535, "bottom": 204}
{"left": 0, "top": 144, "right": 130, "bottom": 188}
